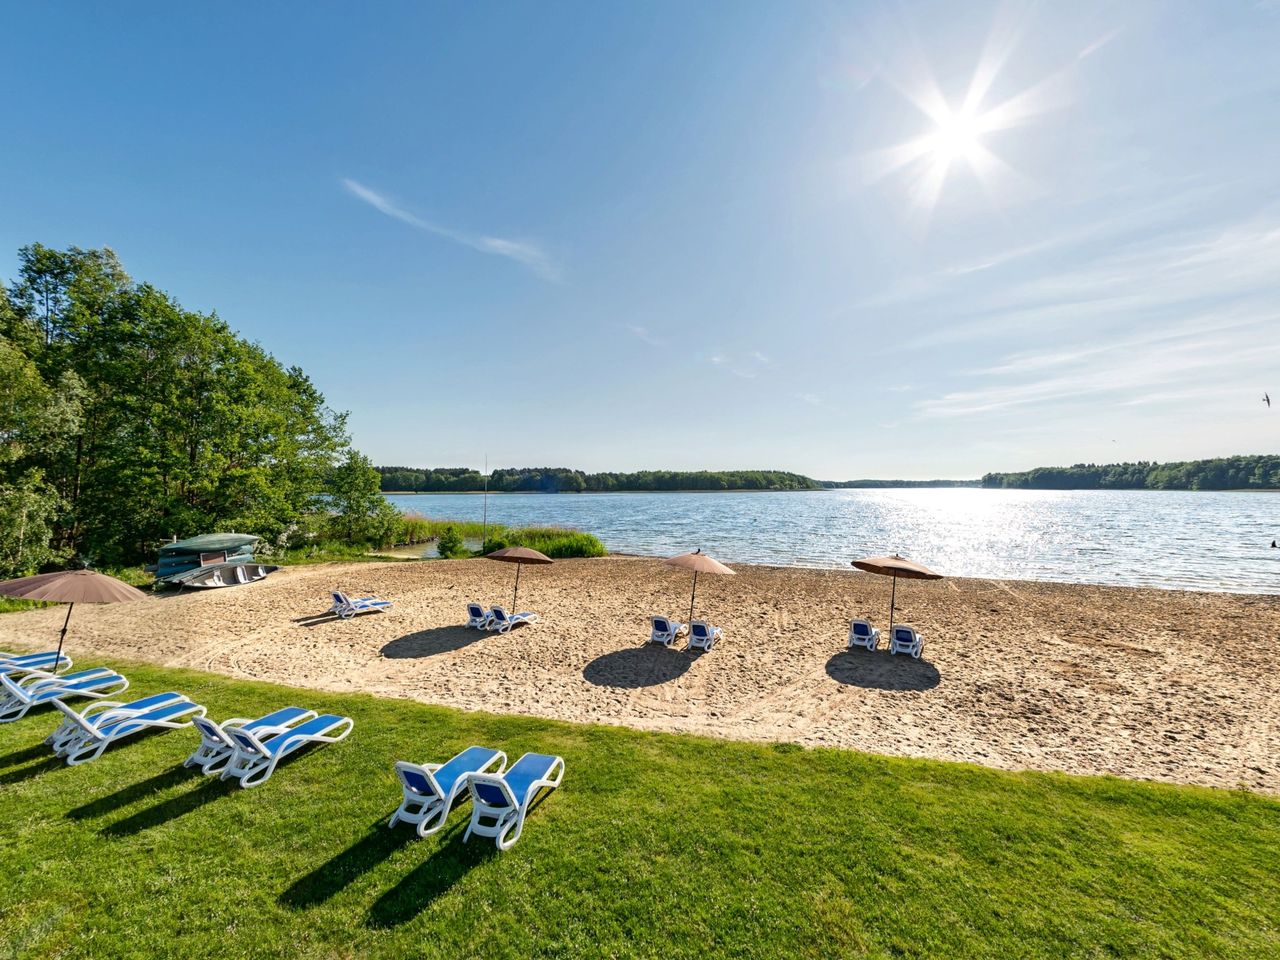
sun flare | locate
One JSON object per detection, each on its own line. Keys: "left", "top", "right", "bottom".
{"left": 928, "top": 107, "right": 987, "bottom": 166}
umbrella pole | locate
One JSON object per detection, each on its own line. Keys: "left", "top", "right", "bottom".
{"left": 689, "top": 570, "right": 698, "bottom": 624}
{"left": 513, "top": 562, "right": 521, "bottom": 611}
{"left": 888, "top": 576, "right": 897, "bottom": 632}
{"left": 55, "top": 602, "right": 73, "bottom": 674}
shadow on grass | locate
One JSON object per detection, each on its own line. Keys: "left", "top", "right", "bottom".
{"left": 279, "top": 819, "right": 417, "bottom": 910}
{"left": 582, "top": 645, "right": 692, "bottom": 688}
{"left": 100, "top": 778, "right": 238, "bottom": 837}
{"left": 67, "top": 765, "right": 199, "bottom": 820}
{"left": 0, "top": 756, "right": 64, "bottom": 786}
{"left": 825, "top": 650, "right": 941, "bottom": 691}
{"left": 364, "top": 828, "right": 497, "bottom": 929}
{"left": 0, "top": 743, "right": 50, "bottom": 770}
{"left": 381, "top": 626, "right": 485, "bottom": 659}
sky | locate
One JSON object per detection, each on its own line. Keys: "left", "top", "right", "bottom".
{"left": 3, "top": 1, "right": 1279, "bottom": 480}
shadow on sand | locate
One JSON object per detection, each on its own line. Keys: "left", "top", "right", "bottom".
{"left": 381, "top": 626, "right": 486, "bottom": 659}
{"left": 294, "top": 609, "right": 386, "bottom": 628}
{"left": 582, "top": 645, "right": 692, "bottom": 689}
{"left": 825, "top": 649, "right": 941, "bottom": 691}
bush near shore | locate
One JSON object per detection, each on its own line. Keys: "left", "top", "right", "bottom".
{"left": 0, "top": 659, "right": 1276, "bottom": 959}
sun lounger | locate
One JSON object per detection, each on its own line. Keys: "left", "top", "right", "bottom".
{"left": 390, "top": 745, "right": 508, "bottom": 837}
{"left": 888, "top": 625, "right": 925, "bottom": 658}
{"left": 466, "top": 603, "right": 494, "bottom": 629}
{"left": 221, "top": 713, "right": 354, "bottom": 787}
{"left": 847, "top": 619, "right": 881, "bottom": 651}
{"left": 487, "top": 607, "right": 538, "bottom": 634}
{"left": 330, "top": 590, "right": 392, "bottom": 620}
{"left": 464, "top": 752, "right": 564, "bottom": 850}
{"left": 648, "top": 616, "right": 687, "bottom": 647}
{"left": 49, "top": 693, "right": 206, "bottom": 765}
{"left": 688, "top": 620, "right": 722, "bottom": 652}
{"left": 0, "top": 651, "right": 72, "bottom": 677}
{"left": 0, "top": 668, "right": 129, "bottom": 723}
{"left": 184, "top": 707, "right": 319, "bottom": 774}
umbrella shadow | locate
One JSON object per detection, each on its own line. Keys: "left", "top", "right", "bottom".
{"left": 364, "top": 825, "right": 498, "bottom": 929}
{"left": 381, "top": 627, "right": 485, "bottom": 659}
{"left": 583, "top": 645, "right": 692, "bottom": 689}
{"left": 825, "top": 649, "right": 941, "bottom": 691}
{"left": 279, "top": 818, "right": 416, "bottom": 910}
{"left": 67, "top": 765, "right": 199, "bottom": 820}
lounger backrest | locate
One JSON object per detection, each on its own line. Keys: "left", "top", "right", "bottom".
{"left": 228, "top": 726, "right": 270, "bottom": 756}
{"left": 468, "top": 604, "right": 485, "bottom": 619}
{"left": 490, "top": 608, "right": 509, "bottom": 623}
{"left": 332, "top": 591, "right": 349, "bottom": 606}
{"left": 852, "top": 621, "right": 871, "bottom": 637}
{"left": 192, "top": 716, "right": 230, "bottom": 745}
{"left": 653, "top": 617, "right": 670, "bottom": 633}
{"left": 52, "top": 697, "right": 104, "bottom": 735}
{"left": 691, "top": 622, "right": 708, "bottom": 639}
{"left": 893, "top": 627, "right": 915, "bottom": 642}
{"left": 395, "top": 761, "right": 442, "bottom": 800}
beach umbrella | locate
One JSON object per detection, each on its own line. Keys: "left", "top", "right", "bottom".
{"left": 664, "top": 550, "right": 735, "bottom": 624}
{"left": 485, "top": 546, "right": 553, "bottom": 611}
{"left": 0, "top": 570, "right": 148, "bottom": 672}
{"left": 850, "top": 554, "right": 942, "bottom": 631}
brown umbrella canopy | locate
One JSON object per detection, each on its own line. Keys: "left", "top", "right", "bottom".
{"left": 851, "top": 554, "right": 942, "bottom": 631}
{"left": 0, "top": 570, "right": 148, "bottom": 673}
{"left": 485, "top": 547, "right": 553, "bottom": 611}
{"left": 0, "top": 570, "right": 149, "bottom": 604}
{"left": 664, "top": 550, "right": 735, "bottom": 623}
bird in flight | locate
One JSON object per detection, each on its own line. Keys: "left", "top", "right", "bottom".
{"left": 1266, "top": 393, "right": 1272, "bottom": 408}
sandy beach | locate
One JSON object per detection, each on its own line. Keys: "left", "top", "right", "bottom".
{"left": 2, "top": 556, "right": 1277, "bottom": 792}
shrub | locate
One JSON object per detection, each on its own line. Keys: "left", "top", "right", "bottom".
{"left": 435, "top": 525, "right": 467, "bottom": 559}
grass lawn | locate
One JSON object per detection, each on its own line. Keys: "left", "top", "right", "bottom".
{"left": 1, "top": 659, "right": 1277, "bottom": 959}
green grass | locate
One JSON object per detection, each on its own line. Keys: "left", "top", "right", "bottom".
{"left": 483, "top": 526, "right": 607, "bottom": 559}
{"left": 2, "top": 659, "right": 1277, "bottom": 959}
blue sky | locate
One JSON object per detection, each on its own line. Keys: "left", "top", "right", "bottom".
{"left": 3, "top": 1, "right": 1278, "bottom": 479}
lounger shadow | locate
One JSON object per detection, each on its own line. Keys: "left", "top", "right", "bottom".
{"left": 101, "top": 778, "right": 239, "bottom": 838}
{"left": 67, "top": 765, "right": 199, "bottom": 820}
{"left": 279, "top": 819, "right": 418, "bottom": 910}
{"left": 824, "top": 650, "right": 941, "bottom": 691}
{"left": 582, "top": 646, "right": 692, "bottom": 689}
{"left": 363, "top": 828, "right": 496, "bottom": 929}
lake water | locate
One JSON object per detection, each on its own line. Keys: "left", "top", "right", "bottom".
{"left": 383, "top": 489, "right": 1280, "bottom": 594}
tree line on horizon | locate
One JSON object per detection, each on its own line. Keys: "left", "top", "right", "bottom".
{"left": 0, "top": 243, "right": 401, "bottom": 577}
{"left": 981, "top": 455, "right": 1280, "bottom": 491}
{"left": 378, "top": 466, "right": 821, "bottom": 493}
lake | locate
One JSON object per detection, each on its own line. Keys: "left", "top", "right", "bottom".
{"left": 383, "top": 489, "right": 1280, "bottom": 594}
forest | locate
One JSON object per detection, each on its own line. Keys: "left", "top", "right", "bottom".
{"left": 378, "top": 466, "right": 821, "bottom": 493}
{"left": 981, "top": 456, "right": 1280, "bottom": 490}
{"left": 1, "top": 244, "right": 399, "bottom": 576}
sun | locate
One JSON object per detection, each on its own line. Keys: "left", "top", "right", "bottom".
{"left": 928, "top": 106, "right": 987, "bottom": 166}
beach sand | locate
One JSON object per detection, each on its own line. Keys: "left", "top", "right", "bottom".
{"left": 3, "top": 557, "right": 1276, "bottom": 792}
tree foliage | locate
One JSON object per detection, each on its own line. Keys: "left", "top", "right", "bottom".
{"left": 2, "top": 244, "right": 359, "bottom": 567}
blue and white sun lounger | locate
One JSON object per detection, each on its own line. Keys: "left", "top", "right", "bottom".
{"left": 688, "top": 620, "right": 722, "bottom": 652}
{"left": 0, "top": 651, "right": 72, "bottom": 677}
{"left": 221, "top": 713, "right": 354, "bottom": 788}
{"left": 464, "top": 752, "right": 564, "bottom": 850}
{"left": 184, "top": 707, "right": 319, "bottom": 775}
{"left": 466, "top": 603, "right": 494, "bottom": 629}
{"left": 49, "top": 693, "right": 206, "bottom": 765}
{"left": 649, "top": 616, "right": 687, "bottom": 647}
{"left": 330, "top": 591, "right": 392, "bottom": 620}
{"left": 888, "top": 625, "right": 925, "bottom": 658}
{"left": 487, "top": 607, "right": 538, "bottom": 634}
{"left": 847, "top": 619, "right": 881, "bottom": 651}
{"left": 0, "top": 668, "right": 129, "bottom": 723}
{"left": 390, "top": 745, "right": 508, "bottom": 837}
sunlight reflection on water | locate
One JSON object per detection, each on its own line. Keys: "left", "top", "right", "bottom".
{"left": 384, "top": 489, "right": 1279, "bottom": 594}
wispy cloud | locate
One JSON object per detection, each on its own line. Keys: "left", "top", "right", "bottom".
{"left": 709, "top": 351, "right": 771, "bottom": 379}
{"left": 626, "top": 325, "right": 665, "bottom": 347}
{"left": 796, "top": 392, "right": 822, "bottom": 406}
{"left": 341, "top": 178, "right": 560, "bottom": 281}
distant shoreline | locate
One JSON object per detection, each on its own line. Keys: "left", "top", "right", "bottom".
{"left": 382, "top": 488, "right": 1280, "bottom": 495}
